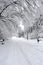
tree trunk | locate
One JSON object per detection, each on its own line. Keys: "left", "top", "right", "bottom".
{"left": 0, "top": 13, "right": 1, "bottom": 17}
{"left": 37, "top": 33, "right": 39, "bottom": 43}
{"left": 0, "top": 13, "right": 3, "bottom": 18}
{"left": 27, "top": 32, "right": 28, "bottom": 40}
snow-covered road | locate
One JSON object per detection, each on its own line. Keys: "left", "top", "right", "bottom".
{"left": 0, "top": 37, "right": 43, "bottom": 65}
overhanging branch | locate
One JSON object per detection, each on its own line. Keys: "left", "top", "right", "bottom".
{"left": 0, "top": 1, "right": 18, "bottom": 17}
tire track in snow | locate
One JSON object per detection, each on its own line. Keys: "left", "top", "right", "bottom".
{"left": 17, "top": 41, "right": 43, "bottom": 65}
{"left": 24, "top": 42, "right": 43, "bottom": 54}
{"left": 16, "top": 42, "right": 32, "bottom": 65}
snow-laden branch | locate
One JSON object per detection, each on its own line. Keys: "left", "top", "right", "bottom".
{"left": 0, "top": 1, "right": 18, "bottom": 17}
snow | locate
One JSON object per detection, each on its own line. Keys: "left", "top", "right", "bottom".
{"left": 0, "top": 37, "right": 43, "bottom": 65}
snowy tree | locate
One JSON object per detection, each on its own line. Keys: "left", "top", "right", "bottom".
{"left": 0, "top": 0, "right": 43, "bottom": 39}
{"left": 32, "top": 14, "right": 43, "bottom": 42}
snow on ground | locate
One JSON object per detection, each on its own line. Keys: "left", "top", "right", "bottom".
{"left": 0, "top": 37, "right": 43, "bottom": 65}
